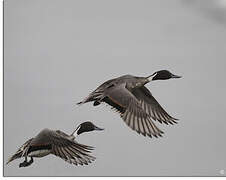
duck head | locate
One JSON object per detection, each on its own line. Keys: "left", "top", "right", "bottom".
{"left": 73, "top": 121, "right": 104, "bottom": 136}
{"left": 147, "top": 70, "right": 182, "bottom": 82}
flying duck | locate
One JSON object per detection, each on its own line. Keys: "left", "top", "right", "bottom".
{"left": 77, "top": 70, "right": 181, "bottom": 138}
{"left": 6, "top": 121, "right": 104, "bottom": 167}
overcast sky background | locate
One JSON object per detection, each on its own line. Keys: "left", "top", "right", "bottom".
{"left": 4, "top": 0, "right": 226, "bottom": 176}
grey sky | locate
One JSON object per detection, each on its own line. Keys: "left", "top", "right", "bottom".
{"left": 4, "top": 0, "right": 226, "bottom": 176}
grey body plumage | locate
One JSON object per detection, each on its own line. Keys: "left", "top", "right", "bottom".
{"left": 7, "top": 121, "right": 103, "bottom": 167}
{"left": 78, "top": 70, "right": 181, "bottom": 138}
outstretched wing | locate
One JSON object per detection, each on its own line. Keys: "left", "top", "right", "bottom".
{"left": 103, "top": 83, "right": 163, "bottom": 138}
{"left": 48, "top": 130, "right": 96, "bottom": 166}
{"left": 132, "top": 86, "right": 178, "bottom": 125}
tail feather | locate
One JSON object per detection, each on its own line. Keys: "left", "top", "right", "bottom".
{"left": 6, "top": 152, "right": 23, "bottom": 165}
{"left": 77, "top": 92, "right": 103, "bottom": 105}
{"left": 6, "top": 138, "right": 33, "bottom": 165}
{"left": 77, "top": 101, "right": 83, "bottom": 105}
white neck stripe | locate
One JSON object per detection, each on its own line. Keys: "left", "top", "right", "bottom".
{"left": 71, "top": 125, "right": 80, "bottom": 136}
{"left": 148, "top": 73, "right": 157, "bottom": 82}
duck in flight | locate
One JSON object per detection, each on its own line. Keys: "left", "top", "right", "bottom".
{"left": 6, "top": 121, "right": 104, "bottom": 167}
{"left": 77, "top": 70, "right": 181, "bottom": 138}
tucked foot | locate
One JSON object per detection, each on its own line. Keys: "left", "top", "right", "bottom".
{"left": 93, "top": 101, "right": 100, "bottom": 106}
{"left": 19, "top": 157, "right": 33, "bottom": 168}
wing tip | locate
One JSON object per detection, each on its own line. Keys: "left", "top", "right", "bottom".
{"left": 161, "top": 117, "right": 179, "bottom": 125}
{"left": 139, "top": 130, "right": 164, "bottom": 138}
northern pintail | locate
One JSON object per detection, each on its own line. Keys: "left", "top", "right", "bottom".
{"left": 6, "top": 121, "right": 104, "bottom": 167}
{"left": 77, "top": 70, "right": 181, "bottom": 138}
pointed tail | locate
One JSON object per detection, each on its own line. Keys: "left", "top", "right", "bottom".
{"left": 77, "top": 92, "right": 103, "bottom": 105}
{"left": 6, "top": 150, "right": 24, "bottom": 165}
{"left": 6, "top": 138, "right": 33, "bottom": 165}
